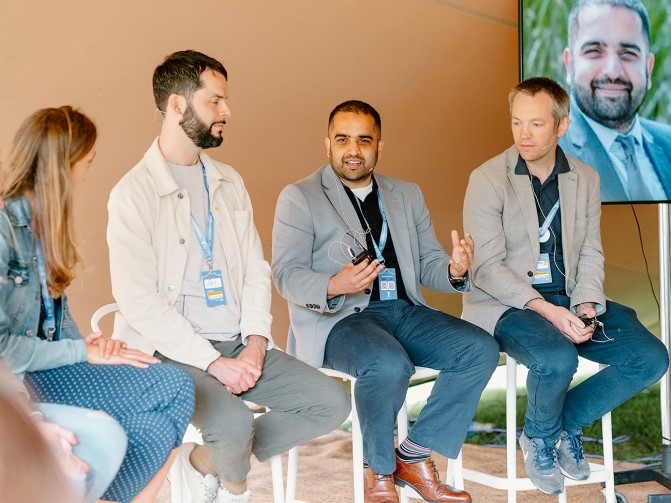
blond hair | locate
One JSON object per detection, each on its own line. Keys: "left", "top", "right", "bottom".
{"left": 1, "top": 106, "right": 96, "bottom": 297}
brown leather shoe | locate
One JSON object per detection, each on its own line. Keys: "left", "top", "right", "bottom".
{"left": 364, "top": 467, "right": 399, "bottom": 503}
{"left": 394, "top": 456, "right": 472, "bottom": 503}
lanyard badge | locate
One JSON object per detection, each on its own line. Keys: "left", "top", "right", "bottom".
{"left": 22, "top": 199, "right": 56, "bottom": 340}
{"left": 378, "top": 267, "right": 398, "bottom": 300}
{"left": 532, "top": 252, "right": 552, "bottom": 285}
{"left": 191, "top": 160, "right": 226, "bottom": 307}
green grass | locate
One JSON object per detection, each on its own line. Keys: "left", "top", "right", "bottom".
{"left": 465, "top": 382, "right": 663, "bottom": 462}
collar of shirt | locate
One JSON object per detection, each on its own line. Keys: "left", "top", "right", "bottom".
{"left": 514, "top": 145, "right": 570, "bottom": 184}
{"left": 579, "top": 102, "right": 644, "bottom": 152}
{"left": 575, "top": 101, "right": 666, "bottom": 198}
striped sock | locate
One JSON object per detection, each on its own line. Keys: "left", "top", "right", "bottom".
{"left": 397, "top": 437, "right": 431, "bottom": 463}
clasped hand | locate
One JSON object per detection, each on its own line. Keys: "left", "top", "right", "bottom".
{"left": 207, "top": 335, "right": 267, "bottom": 394}
{"left": 545, "top": 303, "right": 596, "bottom": 344}
{"left": 34, "top": 417, "right": 90, "bottom": 477}
{"left": 85, "top": 332, "right": 160, "bottom": 368}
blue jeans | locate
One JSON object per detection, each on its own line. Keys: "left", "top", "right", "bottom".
{"left": 324, "top": 300, "right": 499, "bottom": 474}
{"left": 36, "top": 403, "right": 127, "bottom": 503}
{"left": 494, "top": 294, "right": 669, "bottom": 441}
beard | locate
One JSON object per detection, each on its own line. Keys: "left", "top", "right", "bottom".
{"left": 330, "top": 154, "right": 377, "bottom": 184}
{"left": 573, "top": 74, "right": 648, "bottom": 131}
{"left": 180, "top": 102, "right": 225, "bottom": 149}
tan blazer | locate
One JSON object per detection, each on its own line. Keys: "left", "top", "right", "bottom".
{"left": 462, "top": 145, "right": 606, "bottom": 335}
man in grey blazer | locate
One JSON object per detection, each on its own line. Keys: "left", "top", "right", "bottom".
{"left": 463, "top": 77, "right": 668, "bottom": 495}
{"left": 272, "top": 100, "right": 499, "bottom": 503}
{"left": 558, "top": 0, "right": 671, "bottom": 202}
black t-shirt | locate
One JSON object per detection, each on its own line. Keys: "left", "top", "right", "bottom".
{"left": 342, "top": 177, "right": 409, "bottom": 302}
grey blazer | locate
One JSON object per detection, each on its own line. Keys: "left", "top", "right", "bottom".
{"left": 558, "top": 103, "right": 671, "bottom": 202}
{"left": 272, "top": 165, "right": 467, "bottom": 368}
{"left": 462, "top": 146, "right": 606, "bottom": 336}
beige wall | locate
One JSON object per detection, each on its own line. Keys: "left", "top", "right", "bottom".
{"left": 0, "top": 0, "right": 661, "bottom": 347}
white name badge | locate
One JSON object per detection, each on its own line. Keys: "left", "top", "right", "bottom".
{"left": 532, "top": 253, "right": 552, "bottom": 285}
{"left": 201, "top": 269, "right": 227, "bottom": 307}
{"left": 379, "top": 267, "right": 398, "bottom": 301}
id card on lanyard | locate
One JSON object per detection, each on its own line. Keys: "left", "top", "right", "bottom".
{"left": 533, "top": 199, "right": 559, "bottom": 285}
{"left": 351, "top": 187, "right": 398, "bottom": 301}
{"left": 22, "top": 199, "right": 57, "bottom": 340}
{"left": 191, "top": 160, "right": 227, "bottom": 307}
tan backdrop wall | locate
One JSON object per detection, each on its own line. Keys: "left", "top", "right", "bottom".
{"left": 0, "top": 0, "right": 661, "bottom": 347}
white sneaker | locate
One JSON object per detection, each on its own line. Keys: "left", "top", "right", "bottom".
{"left": 180, "top": 442, "right": 220, "bottom": 503}
{"left": 216, "top": 485, "right": 251, "bottom": 503}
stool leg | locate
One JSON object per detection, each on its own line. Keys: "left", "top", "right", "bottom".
{"left": 447, "top": 450, "right": 464, "bottom": 489}
{"left": 169, "top": 450, "right": 183, "bottom": 503}
{"left": 397, "top": 399, "right": 409, "bottom": 443}
{"left": 602, "top": 410, "right": 616, "bottom": 503}
{"left": 351, "top": 380, "right": 365, "bottom": 503}
{"left": 286, "top": 446, "right": 298, "bottom": 502}
{"left": 270, "top": 454, "right": 285, "bottom": 503}
{"left": 506, "top": 355, "right": 518, "bottom": 503}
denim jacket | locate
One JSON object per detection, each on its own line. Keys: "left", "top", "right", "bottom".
{"left": 0, "top": 196, "right": 86, "bottom": 374}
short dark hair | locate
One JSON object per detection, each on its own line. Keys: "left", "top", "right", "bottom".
{"left": 152, "top": 50, "right": 228, "bottom": 113}
{"left": 509, "top": 77, "right": 570, "bottom": 130}
{"left": 328, "top": 100, "right": 382, "bottom": 135}
{"left": 568, "top": 0, "right": 650, "bottom": 49}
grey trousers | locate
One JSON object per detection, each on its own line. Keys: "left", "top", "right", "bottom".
{"left": 159, "top": 337, "right": 351, "bottom": 482}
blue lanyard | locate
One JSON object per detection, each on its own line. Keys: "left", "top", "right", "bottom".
{"left": 352, "top": 188, "right": 388, "bottom": 263}
{"left": 539, "top": 199, "right": 560, "bottom": 238}
{"left": 22, "top": 199, "right": 56, "bottom": 340}
{"left": 190, "top": 160, "right": 215, "bottom": 269}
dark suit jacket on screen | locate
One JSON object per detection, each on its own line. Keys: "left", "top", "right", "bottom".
{"left": 558, "top": 103, "right": 671, "bottom": 202}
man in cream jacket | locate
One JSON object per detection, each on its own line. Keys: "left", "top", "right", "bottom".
{"left": 107, "top": 50, "right": 349, "bottom": 503}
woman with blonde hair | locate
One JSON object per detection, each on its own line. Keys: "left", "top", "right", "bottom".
{"left": 0, "top": 106, "right": 195, "bottom": 503}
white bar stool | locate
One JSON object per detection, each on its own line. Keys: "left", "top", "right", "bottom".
{"left": 461, "top": 354, "right": 616, "bottom": 503}
{"left": 285, "top": 367, "right": 464, "bottom": 503}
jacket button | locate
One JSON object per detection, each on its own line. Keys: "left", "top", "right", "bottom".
{"left": 177, "top": 192, "right": 184, "bottom": 199}
{"left": 14, "top": 276, "right": 23, "bottom": 285}
{"left": 354, "top": 307, "right": 361, "bottom": 313}
{"left": 179, "top": 238, "right": 185, "bottom": 244}
{"left": 25, "top": 330, "right": 33, "bottom": 337}
{"left": 364, "top": 289, "right": 371, "bottom": 295}
{"left": 168, "top": 285, "right": 175, "bottom": 292}
{"left": 527, "top": 271, "right": 533, "bottom": 277}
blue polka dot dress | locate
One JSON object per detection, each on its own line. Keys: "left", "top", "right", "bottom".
{"left": 25, "top": 363, "right": 194, "bottom": 503}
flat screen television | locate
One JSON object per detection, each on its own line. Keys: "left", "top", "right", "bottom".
{"left": 519, "top": 0, "right": 671, "bottom": 204}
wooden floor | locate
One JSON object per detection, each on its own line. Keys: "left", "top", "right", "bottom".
{"left": 156, "top": 431, "right": 671, "bottom": 502}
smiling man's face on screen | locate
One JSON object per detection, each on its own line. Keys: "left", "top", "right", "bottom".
{"left": 563, "top": 4, "right": 654, "bottom": 134}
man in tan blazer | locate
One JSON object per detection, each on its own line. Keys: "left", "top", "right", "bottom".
{"left": 463, "top": 77, "right": 668, "bottom": 496}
